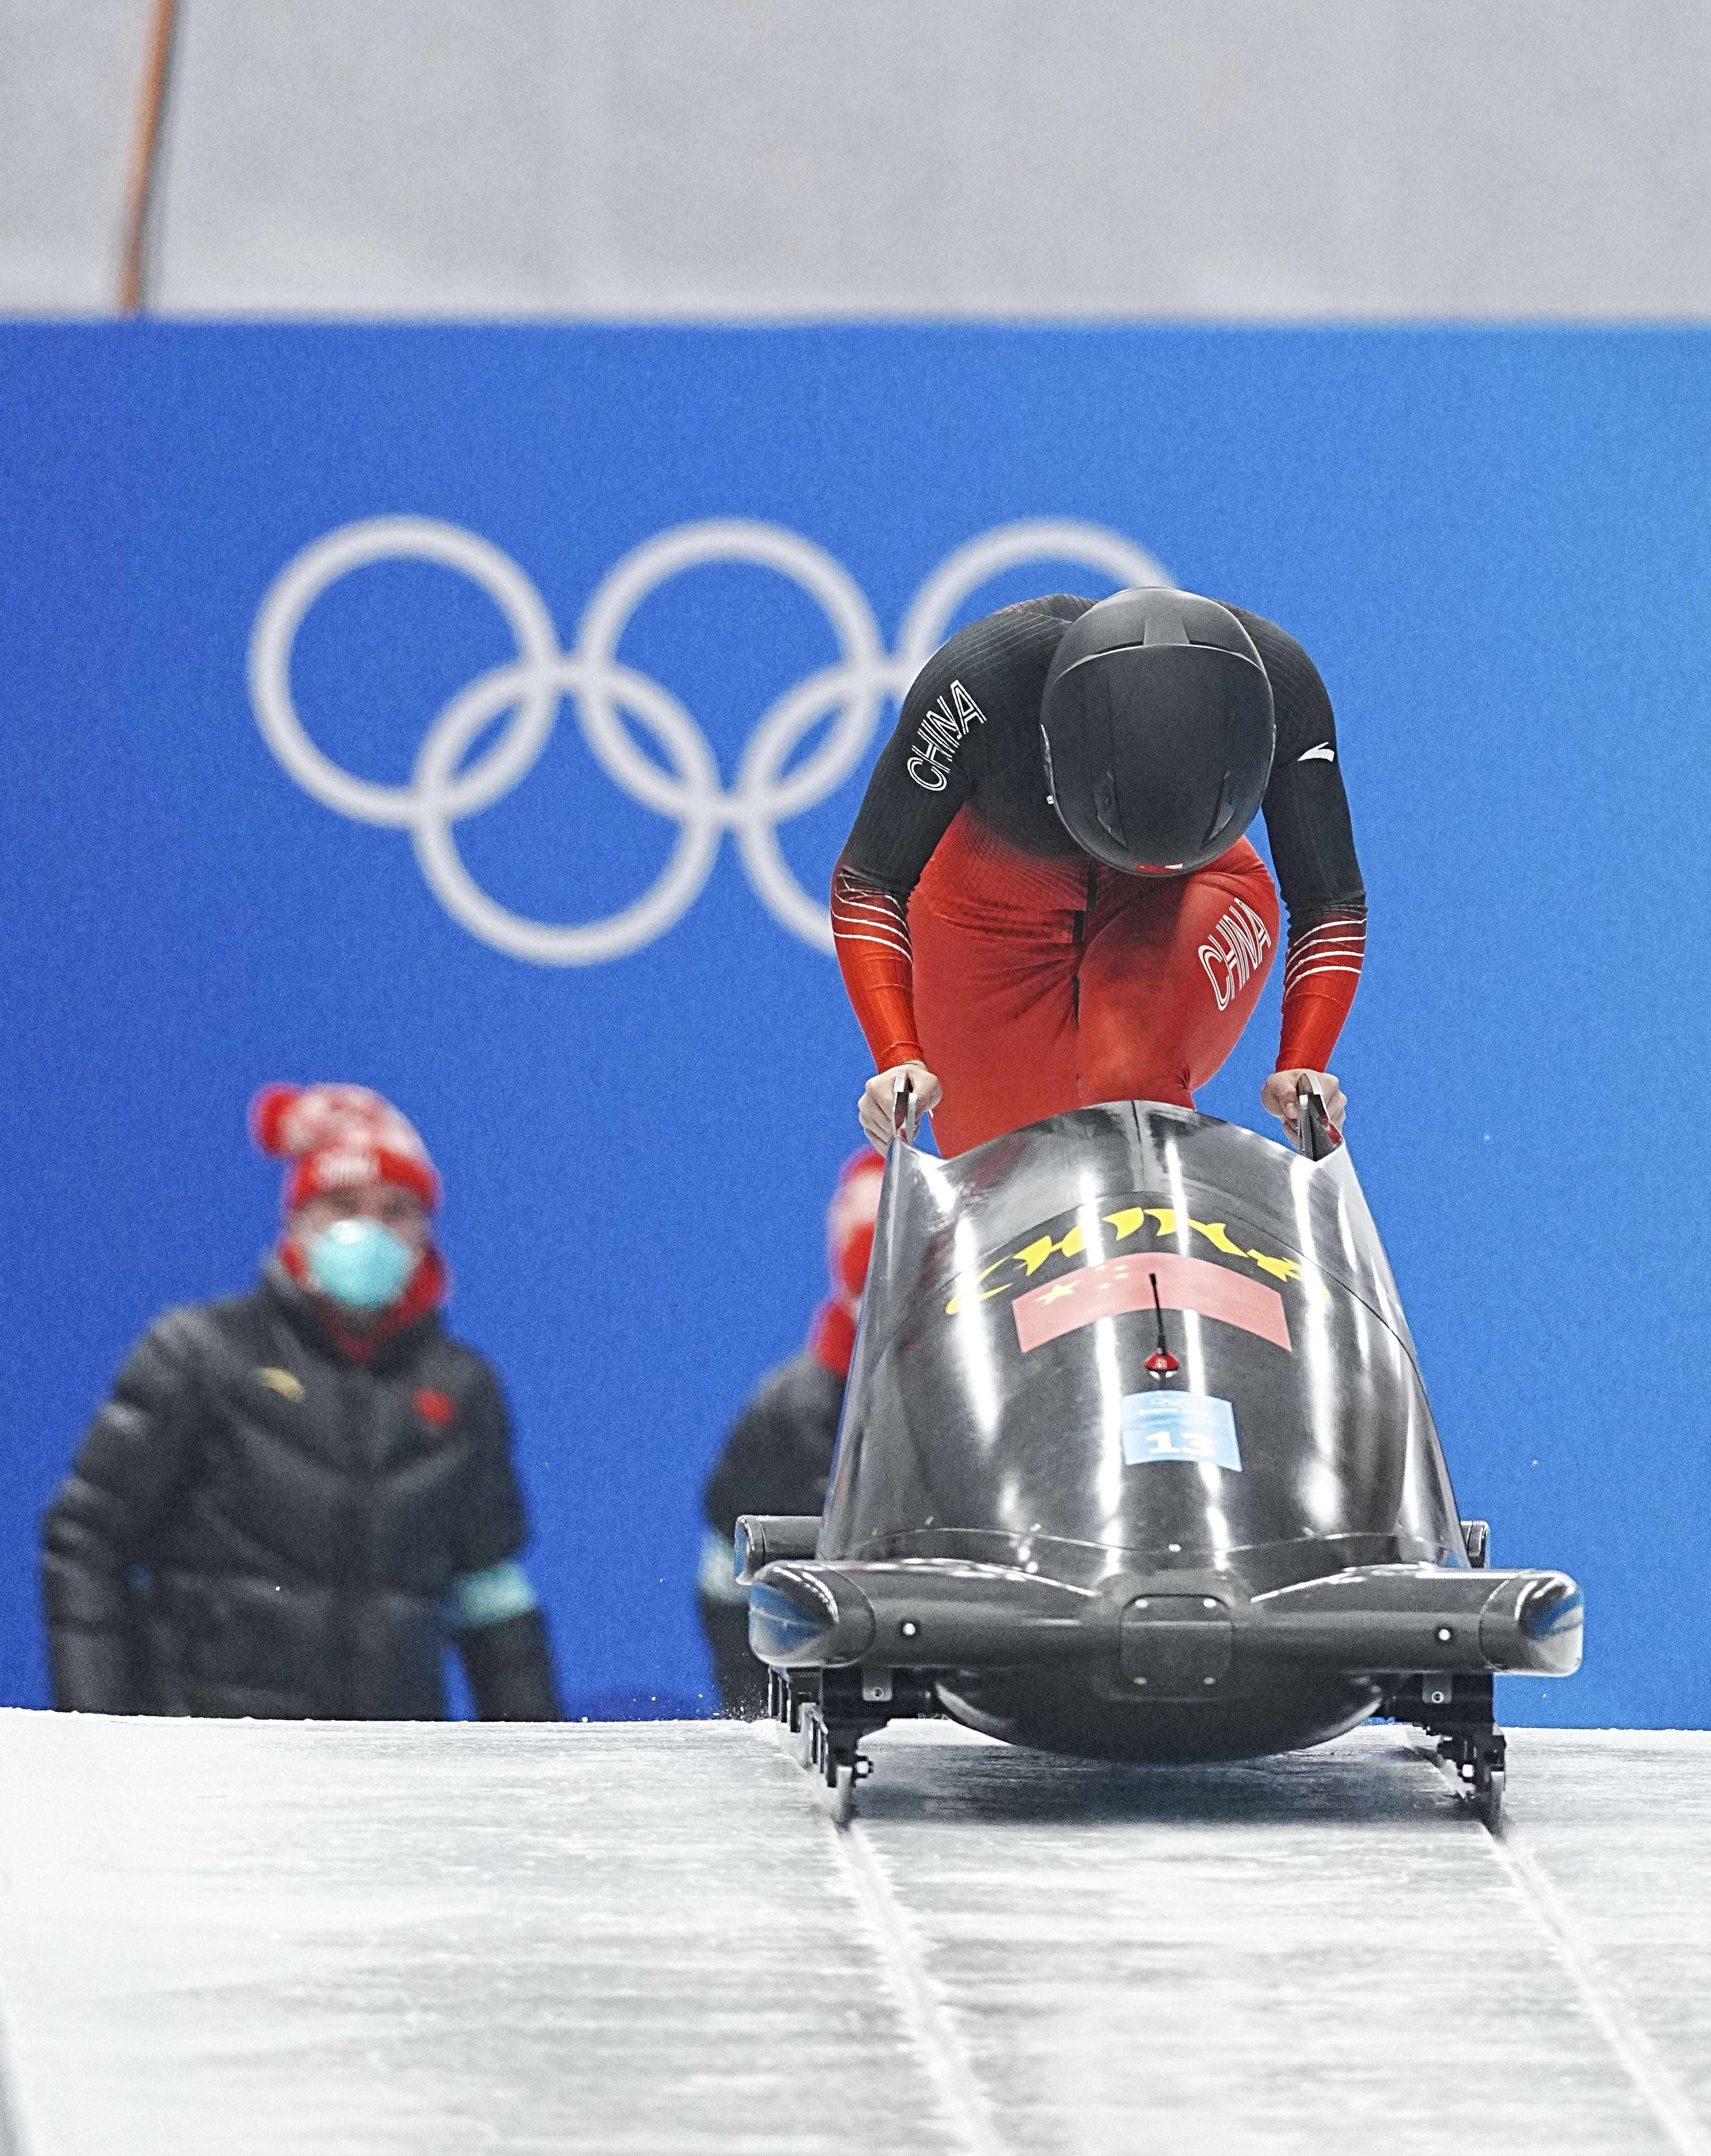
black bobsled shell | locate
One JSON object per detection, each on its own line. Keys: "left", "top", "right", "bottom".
{"left": 758, "top": 1101, "right": 1581, "bottom": 1768}
{"left": 810, "top": 1103, "right": 1465, "bottom": 1759}
{"left": 758, "top": 1103, "right": 1582, "bottom": 1771}
{"left": 826, "top": 1103, "right": 1457, "bottom": 1594}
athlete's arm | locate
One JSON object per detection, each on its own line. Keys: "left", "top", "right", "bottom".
{"left": 834, "top": 598, "right": 1090, "bottom": 1113}
{"left": 1230, "top": 610, "right": 1367, "bottom": 1112}
{"left": 831, "top": 862, "right": 926, "bottom": 1069}
{"left": 833, "top": 695, "right": 963, "bottom": 1148}
{"left": 830, "top": 866, "right": 948, "bottom": 1147}
{"left": 833, "top": 641, "right": 987, "bottom": 1066}
{"left": 836, "top": 603, "right": 1089, "bottom": 1148}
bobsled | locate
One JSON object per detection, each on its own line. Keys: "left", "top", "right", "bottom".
{"left": 740, "top": 1086, "right": 1582, "bottom": 1825}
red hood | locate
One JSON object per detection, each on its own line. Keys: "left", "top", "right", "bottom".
{"left": 807, "top": 1295, "right": 859, "bottom": 1382}
{"left": 809, "top": 1151, "right": 883, "bottom": 1380}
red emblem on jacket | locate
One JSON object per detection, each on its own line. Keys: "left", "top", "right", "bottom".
{"left": 413, "top": 1387, "right": 456, "bottom": 1427}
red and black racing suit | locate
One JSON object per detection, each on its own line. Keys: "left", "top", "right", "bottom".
{"left": 832, "top": 596, "right": 1366, "bottom": 1158}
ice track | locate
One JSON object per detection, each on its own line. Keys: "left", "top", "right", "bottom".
{"left": 1, "top": 1712, "right": 1708, "bottom": 2156}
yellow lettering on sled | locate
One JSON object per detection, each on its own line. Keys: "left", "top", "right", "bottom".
{"left": 946, "top": 1202, "right": 1331, "bottom": 1313}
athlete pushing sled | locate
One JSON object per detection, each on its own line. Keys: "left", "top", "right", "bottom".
{"left": 832, "top": 586, "right": 1366, "bottom": 1154}
{"left": 749, "top": 589, "right": 1579, "bottom": 1824}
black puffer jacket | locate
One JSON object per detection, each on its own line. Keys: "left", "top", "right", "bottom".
{"left": 698, "top": 1348, "right": 845, "bottom": 1716}
{"left": 41, "top": 1260, "right": 559, "bottom": 1720}
{"left": 703, "top": 1349, "right": 845, "bottom": 1540}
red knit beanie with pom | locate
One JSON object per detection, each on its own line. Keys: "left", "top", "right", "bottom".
{"left": 250, "top": 1084, "right": 441, "bottom": 1215}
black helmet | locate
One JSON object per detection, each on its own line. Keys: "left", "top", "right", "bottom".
{"left": 1040, "top": 589, "right": 1275, "bottom": 876}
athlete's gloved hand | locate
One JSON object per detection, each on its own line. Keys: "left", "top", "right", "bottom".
{"left": 1262, "top": 1068, "right": 1346, "bottom": 1138}
{"left": 858, "top": 1062, "right": 943, "bottom": 1153}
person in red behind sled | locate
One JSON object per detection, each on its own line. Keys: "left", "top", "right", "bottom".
{"left": 831, "top": 587, "right": 1366, "bottom": 1156}
{"left": 697, "top": 1152, "right": 883, "bottom": 1716}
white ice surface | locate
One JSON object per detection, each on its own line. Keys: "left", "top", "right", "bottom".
{"left": 0, "top": 1711, "right": 1707, "bottom": 2156}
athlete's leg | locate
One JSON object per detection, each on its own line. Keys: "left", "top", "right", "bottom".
{"left": 908, "top": 812, "right": 1087, "bottom": 1156}
{"left": 1074, "top": 840, "right": 1281, "bottom": 1109}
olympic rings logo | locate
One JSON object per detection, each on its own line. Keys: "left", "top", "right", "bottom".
{"left": 249, "top": 516, "right": 1168, "bottom": 965}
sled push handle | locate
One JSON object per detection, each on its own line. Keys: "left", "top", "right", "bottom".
{"left": 892, "top": 1071, "right": 920, "bottom": 1146}
{"left": 1295, "top": 1075, "right": 1342, "bottom": 1162}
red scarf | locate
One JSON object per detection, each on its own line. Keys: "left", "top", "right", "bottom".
{"left": 278, "top": 1240, "right": 449, "bottom": 1365}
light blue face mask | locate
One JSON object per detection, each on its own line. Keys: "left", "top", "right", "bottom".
{"left": 306, "top": 1218, "right": 416, "bottom": 1311}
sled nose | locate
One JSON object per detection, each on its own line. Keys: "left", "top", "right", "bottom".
{"left": 747, "top": 1565, "right": 876, "bottom": 1667}
{"left": 1249, "top": 1565, "right": 1584, "bottom": 1677}
{"left": 1479, "top": 1571, "right": 1583, "bottom": 1676}
{"left": 747, "top": 1558, "right": 1095, "bottom": 1669}
{"left": 734, "top": 1514, "right": 821, "bottom": 1582}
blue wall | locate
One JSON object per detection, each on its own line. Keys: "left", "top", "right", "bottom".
{"left": 2, "top": 324, "right": 1706, "bottom": 1727}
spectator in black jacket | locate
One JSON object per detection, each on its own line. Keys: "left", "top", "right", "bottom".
{"left": 699, "top": 1152, "right": 883, "bottom": 1714}
{"left": 41, "top": 1083, "right": 560, "bottom": 1721}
